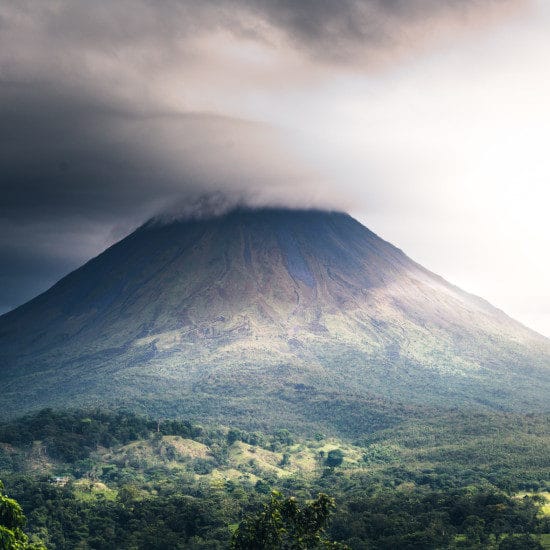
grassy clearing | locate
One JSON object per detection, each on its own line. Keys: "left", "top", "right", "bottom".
{"left": 515, "top": 491, "right": 550, "bottom": 516}
{"left": 72, "top": 480, "right": 117, "bottom": 502}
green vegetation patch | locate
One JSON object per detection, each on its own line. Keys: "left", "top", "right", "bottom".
{"left": 0, "top": 408, "right": 548, "bottom": 549}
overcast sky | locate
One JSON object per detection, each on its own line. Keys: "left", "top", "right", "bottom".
{"left": 1, "top": 0, "right": 548, "bottom": 337}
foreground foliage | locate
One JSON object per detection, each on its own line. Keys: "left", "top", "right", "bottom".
{"left": 0, "top": 480, "right": 45, "bottom": 550}
{"left": 232, "top": 492, "right": 345, "bottom": 549}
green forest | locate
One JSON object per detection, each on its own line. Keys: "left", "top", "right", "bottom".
{"left": 0, "top": 408, "right": 548, "bottom": 549}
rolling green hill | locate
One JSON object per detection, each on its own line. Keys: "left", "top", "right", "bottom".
{"left": 1, "top": 208, "right": 548, "bottom": 428}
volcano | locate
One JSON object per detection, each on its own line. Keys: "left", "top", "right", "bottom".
{"left": 1, "top": 208, "right": 548, "bottom": 431}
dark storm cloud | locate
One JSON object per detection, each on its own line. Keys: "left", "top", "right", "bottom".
{"left": 0, "top": 242, "right": 78, "bottom": 312}
{"left": 0, "top": 0, "right": 526, "bottom": 313}
{"left": 0, "top": 82, "right": 318, "bottom": 313}
{"left": 0, "top": 84, "right": 315, "bottom": 221}
{"left": 0, "top": 1, "right": 523, "bottom": 72}
{"left": 242, "top": 0, "right": 519, "bottom": 62}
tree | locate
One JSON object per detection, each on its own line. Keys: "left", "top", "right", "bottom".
{"left": 231, "top": 491, "right": 347, "bottom": 549}
{"left": 325, "top": 449, "right": 344, "bottom": 469}
{"left": 0, "top": 480, "right": 46, "bottom": 550}
{"left": 227, "top": 429, "right": 242, "bottom": 445}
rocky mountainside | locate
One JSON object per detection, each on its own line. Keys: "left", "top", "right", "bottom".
{"left": 1, "top": 208, "right": 548, "bottom": 431}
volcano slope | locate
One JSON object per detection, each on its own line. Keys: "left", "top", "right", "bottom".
{"left": 0, "top": 208, "right": 548, "bottom": 433}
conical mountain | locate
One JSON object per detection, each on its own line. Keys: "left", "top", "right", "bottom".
{"left": 1, "top": 208, "right": 548, "bottom": 431}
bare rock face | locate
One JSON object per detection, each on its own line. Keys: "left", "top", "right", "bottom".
{"left": 1, "top": 207, "right": 548, "bottom": 429}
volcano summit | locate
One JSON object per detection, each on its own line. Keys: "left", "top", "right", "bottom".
{"left": 1, "top": 208, "right": 548, "bottom": 431}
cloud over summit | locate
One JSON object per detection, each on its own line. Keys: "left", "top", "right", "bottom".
{"left": 0, "top": 0, "right": 524, "bottom": 218}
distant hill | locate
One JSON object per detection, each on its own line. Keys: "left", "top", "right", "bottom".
{"left": 1, "top": 207, "right": 548, "bottom": 431}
